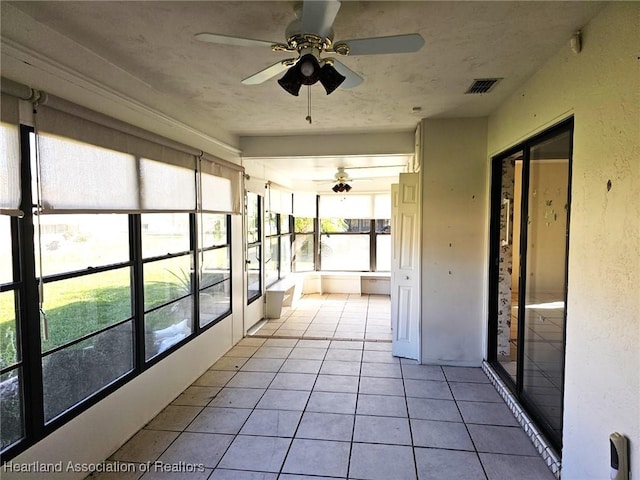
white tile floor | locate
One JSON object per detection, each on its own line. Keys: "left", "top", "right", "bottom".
{"left": 252, "top": 293, "right": 392, "bottom": 341}
{"left": 86, "top": 295, "right": 556, "bottom": 480}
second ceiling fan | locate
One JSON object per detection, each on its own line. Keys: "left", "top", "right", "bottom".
{"left": 195, "top": 0, "right": 425, "bottom": 95}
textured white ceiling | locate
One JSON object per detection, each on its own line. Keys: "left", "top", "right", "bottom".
{"left": 1, "top": 1, "right": 604, "bottom": 190}
{"left": 2, "top": 1, "right": 604, "bottom": 139}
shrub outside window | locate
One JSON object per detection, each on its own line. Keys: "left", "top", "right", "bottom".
{"left": 142, "top": 213, "right": 194, "bottom": 361}
{"left": 198, "top": 213, "right": 231, "bottom": 328}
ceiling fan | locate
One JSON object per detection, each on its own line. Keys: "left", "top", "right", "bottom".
{"left": 315, "top": 167, "right": 391, "bottom": 192}
{"left": 331, "top": 166, "right": 353, "bottom": 192}
{"left": 195, "top": 0, "right": 425, "bottom": 96}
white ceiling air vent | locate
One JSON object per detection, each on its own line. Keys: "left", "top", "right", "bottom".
{"left": 465, "top": 78, "right": 502, "bottom": 94}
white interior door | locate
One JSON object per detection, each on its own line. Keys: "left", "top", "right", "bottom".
{"left": 391, "top": 173, "right": 421, "bottom": 361}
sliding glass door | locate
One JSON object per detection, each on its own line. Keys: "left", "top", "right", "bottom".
{"left": 491, "top": 149, "right": 523, "bottom": 383}
{"left": 488, "top": 119, "right": 573, "bottom": 451}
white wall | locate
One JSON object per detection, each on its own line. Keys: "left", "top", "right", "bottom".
{"left": 487, "top": 3, "right": 639, "bottom": 479}
{"left": 240, "top": 131, "right": 415, "bottom": 158}
{"left": 420, "top": 117, "right": 488, "bottom": 366}
{"left": 4, "top": 318, "right": 234, "bottom": 480}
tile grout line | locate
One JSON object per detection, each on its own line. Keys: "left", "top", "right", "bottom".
{"left": 345, "top": 340, "right": 365, "bottom": 480}
{"left": 206, "top": 339, "right": 283, "bottom": 475}
{"left": 400, "top": 357, "right": 420, "bottom": 480}
{"left": 443, "top": 368, "right": 491, "bottom": 480}
{"left": 275, "top": 337, "right": 328, "bottom": 477}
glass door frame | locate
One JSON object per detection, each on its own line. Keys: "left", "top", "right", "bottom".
{"left": 487, "top": 117, "right": 574, "bottom": 453}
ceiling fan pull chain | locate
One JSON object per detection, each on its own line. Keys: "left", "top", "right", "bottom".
{"left": 306, "top": 85, "right": 312, "bottom": 124}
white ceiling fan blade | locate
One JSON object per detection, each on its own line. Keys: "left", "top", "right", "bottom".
{"left": 336, "top": 33, "right": 425, "bottom": 56}
{"left": 313, "top": 178, "right": 372, "bottom": 183}
{"left": 302, "top": 0, "right": 341, "bottom": 38}
{"left": 331, "top": 59, "right": 363, "bottom": 89}
{"left": 241, "top": 60, "right": 294, "bottom": 85}
{"left": 195, "top": 33, "right": 276, "bottom": 48}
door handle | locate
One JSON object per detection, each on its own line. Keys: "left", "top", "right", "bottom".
{"left": 501, "top": 198, "right": 511, "bottom": 246}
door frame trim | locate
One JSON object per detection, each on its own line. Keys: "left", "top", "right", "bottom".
{"left": 486, "top": 116, "right": 574, "bottom": 452}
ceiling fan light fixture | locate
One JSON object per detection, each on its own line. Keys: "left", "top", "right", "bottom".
{"left": 319, "top": 63, "right": 346, "bottom": 94}
{"left": 332, "top": 182, "right": 352, "bottom": 193}
{"left": 277, "top": 53, "right": 321, "bottom": 95}
{"left": 277, "top": 66, "right": 303, "bottom": 96}
{"left": 299, "top": 59, "right": 315, "bottom": 77}
{"left": 298, "top": 54, "right": 321, "bottom": 85}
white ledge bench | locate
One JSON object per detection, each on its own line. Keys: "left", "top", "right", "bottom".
{"left": 302, "top": 271, "right": 391, "bottom": 296}
{"left": 265, "top": 272, "right": 390, "bottom": 319}
{"left": 265, "top": 274, "right": 304, "bottom": 319}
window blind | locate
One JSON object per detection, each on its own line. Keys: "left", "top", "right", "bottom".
{"left": 293, "top": 192, "right": 317, "bottom": 218}
{"left": 37, "top": 132, "right": 139, "bottom": 213}
{"left": 140, "top": 158, "right": 196, "bottom": 211}
{"left": 245, "top": 177, "right": 266, "bottom": 196}
{"left": 319, "top": 194, "right": 374, "bottom": 219}
{"left": 200, "top": 157, "right": 243, "bottom": 214}
{"left": 267, "top": 185, "right": 293, "bottom": 215}
{"left": 200, "top": 173, "right": 232, "bottom": 213}
{"left": 35, "top": 102, "right": 196, "bottom": 170}
{"left": 319, "top": 193, "right": 391, "bottom": 219}
{"left": 0, "top": 122, "right": 21, "bottom": 216}
{"left": 4, "top": 88, "right": 245, "bottom": 215}
{"left": 374, "top": 193, "right": 391, "bottom": 218}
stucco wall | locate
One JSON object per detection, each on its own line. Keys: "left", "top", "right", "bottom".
{"left": 487, "top": 3, "right": 639, "bottom": 479}
{"left": 420, "top": 117, "right": 488, "bottom": 366}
